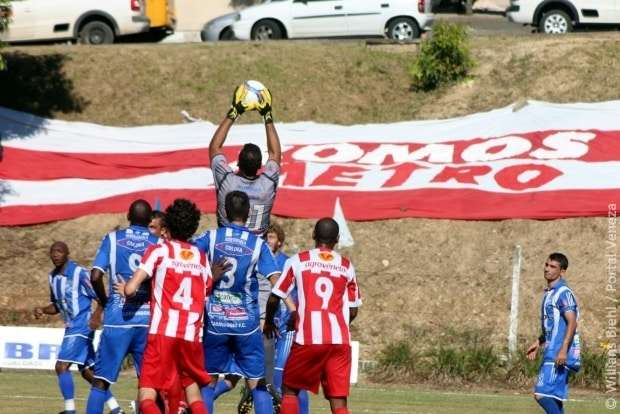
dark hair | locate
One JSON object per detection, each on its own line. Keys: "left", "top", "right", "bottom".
{"left": 151, "top": 210, "right": 165, "bottom": 220}
{"left": 313, "top": 217, "right": 339, "bottom": 245}
{"left": 225, "top": 191, "right": 250, "bottom": 223}
{"left": 128, "top": 199, "right": 152, "bottom": 226}
{"left": 548, "top": 252, "right": 569, "bottom": 270}
{"left": 238, "top": 143, "right": 262, "bottom": 177}
{"left": 165, "top": 199, "right": 201, "bottom": 241}
{"left": 265, "top": 223, "right": 285, "bottom": 244}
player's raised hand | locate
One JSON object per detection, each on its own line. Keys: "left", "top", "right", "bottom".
{"left": 227, "top": 83, "right": 250, "bottom": 121}
{"left": 257, "top": 87, "right": 273, "bottom": 124}
{"left": 526, "top": 340, "right": 540, "bottom": 360}
{"left": 211, "top": 258, "right": 231, "bottom": 283}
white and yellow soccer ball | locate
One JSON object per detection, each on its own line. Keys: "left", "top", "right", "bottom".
{"left": 236, "top": 80, "right": 271, "bottom": 112}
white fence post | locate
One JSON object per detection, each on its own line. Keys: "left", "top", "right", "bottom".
{"left": 508, "top": 245, "right": 522, "bottom": 358}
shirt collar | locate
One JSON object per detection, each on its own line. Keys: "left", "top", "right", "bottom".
{"left": 225, "top": 222, "right": 250, "bottom": 232}
{"left": 545, "top": 278, "right": 566, "bottom": 292}
{"left": 128, "top": 224, "right": 149, "bottom": 231}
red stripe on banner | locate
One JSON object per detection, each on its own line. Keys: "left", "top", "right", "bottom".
{"left": 1, "top": 188, "right": 618, "bottom": 226}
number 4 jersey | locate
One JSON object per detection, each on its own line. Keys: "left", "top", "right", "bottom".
{"left": 93, "top": 225, "right": 160, "bottom": 327}
{"left": 139, "top": 240, "right": 213, "bottom": 342}
{"left": 272, "top": 248, "right": 362, "bottom": 345}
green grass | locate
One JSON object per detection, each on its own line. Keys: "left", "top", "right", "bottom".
{"left": 0, "top": 370, "right": 606, "bottom": 414}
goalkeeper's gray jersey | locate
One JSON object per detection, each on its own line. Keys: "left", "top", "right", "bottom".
{"left": 211, "top": 153, "right": 280, "bottom": 234}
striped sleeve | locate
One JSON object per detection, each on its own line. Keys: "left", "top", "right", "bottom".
{"left": 558, "top": 289, "right": 578, "bottom": 315}
{"left": 139, "top": 244, "right": 163, "bottom": 278}
{"left": 272, "top": 256, "right": 296, "bottom": 299}
{"left": 346, "top": 261, "right": 362, "bottom": 307}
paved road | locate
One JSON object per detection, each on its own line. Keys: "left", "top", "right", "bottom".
{"left": 438, "top": 12, "right": 533, "bottom": 36}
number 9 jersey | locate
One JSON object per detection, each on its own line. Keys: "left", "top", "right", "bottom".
{"left": 272, "top": 248, "right": 362, "bottom": 345}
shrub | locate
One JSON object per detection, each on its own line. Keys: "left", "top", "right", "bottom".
{"left": 409, "top": 21, "right": 475, "bottom": 91}
{"left": 0, "top": 0, "right": 10, "bottom": 70}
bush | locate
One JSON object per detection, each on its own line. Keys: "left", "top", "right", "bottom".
{"left": 409, "top": 21, "right": 475, "bottom": 91}
{"left": 0, "top": 0, "right": 10, "bottom": 70}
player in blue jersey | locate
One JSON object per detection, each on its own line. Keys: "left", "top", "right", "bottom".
{"left": 34, "top": 241, "right": 123, "bottom": 414}
{"left": 526, "top": 253, "right": 581, "bottom": 414}
{"left": 86, "top": 200, "right": 160, "bottom": 414}
{"left": 193, "top": 191, "right": 280, "bottom": 414}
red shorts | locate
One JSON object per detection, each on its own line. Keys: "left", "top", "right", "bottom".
{"left": 283, "top": 343, "right": 351, "bottom": 398}
{"left": 139, "top": 334, "right": 211, "bottom": 391}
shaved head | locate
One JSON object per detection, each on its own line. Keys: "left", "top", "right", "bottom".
{"left": 313, "top": 217, "right": 339, "bottom": 247}
{"left": 50, "top": 241, "right": 69, "bottom": 254}
{"left": 49, "top": 241, "right": 69, "bottom": 268}
{"left": 128, "top": 199, "right": 152, "bottom": 226}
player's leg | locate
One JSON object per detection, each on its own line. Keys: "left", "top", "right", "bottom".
{"left": 138, "top": 388, "right": 162, "bottom": 414}
{"left": 86, "top": 327, "right": 133, "bottom": 414}
{"left": 280, "top": 385, "right": 300, "bottom": 414}
{"left": 297, "top": 390, "right": 309, "bottom": 414}
{"left": 201, "top": 333, "right": 234, "bottom": 414}
{"left": 533, "top": 362, "right": 569, "bottom": 414}
{"left": 55, "top": 360, "right": 76, "bottom": 414}
{"left": 322, "top": 345, "right": 352, "bottom": 414}
{"left": 235, "top": 331, "right": 272, "bottom": 414}
{"left": 129, "top": 327, "right": 149, "bottom": 411}
{"left": 178, "top": 340, "right": 212, "bottom": 414}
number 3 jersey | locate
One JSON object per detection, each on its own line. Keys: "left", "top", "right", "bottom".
{"left": 93, "top": 225, "right": 160, "bottom": 327}
{"left": 193, "top": 223, "right": 280, "bottom": 335}
{"left": 139, "top": 240, "right": 213, "bottom": 342}
{"left": 272, "top": 248, "right": 362, "bottom": 346}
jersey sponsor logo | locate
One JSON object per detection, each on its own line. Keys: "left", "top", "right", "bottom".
{"left": 319, "top": 252, "right": 334, "bottom": 261}
{"left": 117, "top": 237, "right": 149, "bottom": 251}
{"left": 213, "top": 291, "right": 242, "bottom": 305}
{"left": 225, "top": 306, "right": 249, "bottom": 319}
{"left": 180, "top": 249, "right": 194, "bottom": 260}
{"left": 215, "top": 241, "right": 254, "bottom": 257}
{"left": 303, "top": 261, "right": 347, "bottom": 274}
{"left": 169, "top": 259, "right": 203, "bottom": 274}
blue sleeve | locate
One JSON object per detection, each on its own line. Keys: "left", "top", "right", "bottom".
{"left": 257, "top": 242, "right": 279, "bottom": 277}
{"left": 49, "top": 285, "right": 60, "bottom": 311}
{"left": 79, "top": 268, "right": 97, "bottom": 300}
{"left": 558, "top": 290, "right": 578, "bottom": 315}
{"left": 192, "top": 232, "right": 210, "bottom": 255}
{"left": 92, "top": 234, "right": 111, "bottom": 272}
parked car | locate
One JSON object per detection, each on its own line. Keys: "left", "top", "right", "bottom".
{"left": 231, "top": 0, "right": 434, "bottom": 41}
{"left": 0, "top": 0, "right": 150, "bottom": 44}
{"left": 201, "top": 11, "right": 238, "bottom": 41}
{"left": 506, "top": 0, "right": 620, "bottom": 34}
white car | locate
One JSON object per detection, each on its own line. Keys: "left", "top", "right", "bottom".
{"left": 1, "top": 0, "right": 150, "bottom": 44}
{"left": 232, "top": 0, "right": 434, "bottom": 41}
{"left": 507, "top": 0, "right": 620, "bottom": 33}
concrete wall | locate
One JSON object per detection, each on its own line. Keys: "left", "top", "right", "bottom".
{"left": 175, "top": 0, "right": 235, "bottom": 31}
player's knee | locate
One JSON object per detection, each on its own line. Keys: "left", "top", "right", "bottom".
{"left": 55, "top": 361, "right": 70, "bottom": 374}
{"left": 92, "top": 378, "right": 110, "bottom": 390}
{"left": 282, "top": 384, "right": 299, "bottom": 396}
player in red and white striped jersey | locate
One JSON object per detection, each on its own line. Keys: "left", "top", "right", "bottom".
{"left": 124, "top": 199, "right": 220, "bottom": 414}
{"left": 265, "top": 218, "right": 362, "bottom": 414}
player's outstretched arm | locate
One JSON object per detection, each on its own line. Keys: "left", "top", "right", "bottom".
{"left": 526, "top": 338, "right": 541, "bottom": 360}
{"left": 265, "top": 122, "right": 281, "bottom": 164}
{"left": 209, "top": 117, "right": 234, "bottom": 160}
{"left": 33, "top": 303, "right": 58, "bottom": 319}
{"left": 90, "top": 268, "right": 108, "bottom": 307}
{"left": 556, "top": 311, "right": 577, "bottom": 366}
{"left": 125, "top": 269, "right": 148, "bottom": 297}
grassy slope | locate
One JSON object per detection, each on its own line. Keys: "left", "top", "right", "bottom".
{"left": 0, "top": 35, "right": 619, "bottom": 359}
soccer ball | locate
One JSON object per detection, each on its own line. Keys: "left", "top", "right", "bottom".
{"left": 240, "top": 80, "right": 268, "bottom": 110}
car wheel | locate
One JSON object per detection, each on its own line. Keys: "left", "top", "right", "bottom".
{"left": 251, "top": 20, "right": 282, "bottom": 40}
{"left": 220, "top": 27, "right": 235, "bottom": 41}
{"left": 386, "top": 17, "right": 420, "bottom": 40}
{"left": 539, "top": 10, "right": 573, "bottom": 34}
{"left": 79, "top": 21, "right": 114, "bottom": 45}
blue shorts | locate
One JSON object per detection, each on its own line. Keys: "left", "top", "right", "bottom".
{"left": 204, "top": 329, "right": 264, "bottom": 380}
{"left": 534, "top": 361, "right": 571, "bottom": 401}
{"left": 274, "top": 331, "right": 295, "bottom": 372}
{"left": 93, "top": 326, "right": 148, "bottom": 384}
{"left": 58, "top": 333, "right": 95, "bottom": 369}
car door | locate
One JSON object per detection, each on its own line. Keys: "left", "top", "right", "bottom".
{"left": 579, "top": 0, "right": 617, "bottom": 23}
{"left": 345, "top": 0, "right": 386, "bottom": 36}
{"left": 32, "top": 0, "right": 73, "bottom": 40}
{"left": 1, "top": 0, "right": 37, "bottom": 41}
{"left": 289, "top": 0, "right": 348, "bottom": 38}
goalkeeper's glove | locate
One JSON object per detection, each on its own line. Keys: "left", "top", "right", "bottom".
{"left": 257, "top": 88, "right": 274, "bottom": 124}
{"left": 227, "top": 84, "right": 250, "bottom": 121}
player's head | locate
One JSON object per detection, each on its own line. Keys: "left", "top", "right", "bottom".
{"left": 128, "top": 199, "right": 153, "bottom": 227}
{"left": 264, "top": 222, "right": 285, "bottom": 253}
{"left": 149, "top": 210, "right": 169, "bottom": 239}
{"left": 225, "top": 191, "right": 250, "bottom": 223}
{"left": 312, "top": 217, "right": 339, "bottom": 248}
{"left": 544, "top": 252, "right": 568, "bottom": 282}
{"left": 238, "top": 143, "right": 262, "bottom": 177}
{"left": 49, "top": 241, "right": 69, "bottom": 268}
{"left": 164, "top": 198, "right": 201, "bottom": 242}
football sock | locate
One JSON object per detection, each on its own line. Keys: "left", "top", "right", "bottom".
{"left": 139, "top": 399, "right": 161, "bottom": 414}
{"left": 252, "top": 386, "right": 273, "bottom": 414}
{"left": 57, "top": 371, "right": 75, "bottom": 404}
{"left": 86, "top": 387, "right": 107, "bottom": 414}
{"left": 190, "top": 400, "right": 208, "bottom": 414}
{"left": 556, "top": 399, "right": 564, "bottom": 414}
{"left": 536, "top": 397, "right": 563, "bottom": 414}
{"left": 333, "top": 408, "right": 349, "bottom": 414}
{"left": 105, "top": 389, "right": 120, "bottom": 411}
{"left": 213, "top": 379, "right": 232, "bottom": 399}
{"left": 298, "top": 390, "right": 309, "bottom": 414}
{"left": 273, "top": 369, "right": 283, "bottom": 393}
{"left": 281, "top": 395, "right": 299, "bottom": 414}
{"left": 201, "top": 385, "right": 215, "bottom": 414}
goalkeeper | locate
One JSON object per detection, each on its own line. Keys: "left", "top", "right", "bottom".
{"left": 208, "top": 82, "right": 281, "bottom": 234}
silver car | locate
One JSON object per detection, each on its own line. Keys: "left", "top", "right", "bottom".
{"left": 200, "top": 12, "right": 240, "bottom": 41}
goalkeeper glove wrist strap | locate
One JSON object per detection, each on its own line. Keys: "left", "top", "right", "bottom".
{"left": 227, "top": 106, "right": 240, "bottom": 121}
{"left": 263, "top": 111, "right": 274, "bottom": 124}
